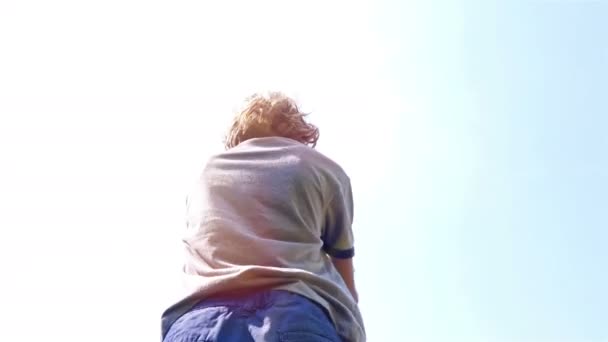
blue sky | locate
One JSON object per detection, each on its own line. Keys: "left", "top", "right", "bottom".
{"left": 357, "top": 1, "right": 608, "bottom": 341}
{"left": 0, "top": 0, "right": 606, "bottom": 341}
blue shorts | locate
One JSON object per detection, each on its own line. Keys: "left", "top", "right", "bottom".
{"left": 163, "top": 290, "right": 341, "bottom": 342}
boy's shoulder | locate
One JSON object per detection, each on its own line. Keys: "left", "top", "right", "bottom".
{"left": 206, "top": 137, "right": 350, "bottom": 184}
{"left": 301, "top": 145, "right": 349, "bottom": 180}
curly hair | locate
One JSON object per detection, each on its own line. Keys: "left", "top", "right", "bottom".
{"left": 224, "top": 92, "right": 319, "bottom": 149}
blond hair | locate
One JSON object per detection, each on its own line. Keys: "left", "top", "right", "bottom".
{"left": 224, "top": 92, "right": 319, "bottom": 149}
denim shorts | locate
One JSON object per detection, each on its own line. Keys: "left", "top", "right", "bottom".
{"left": 163, "top": 290, "right": 341, "bottom": 342}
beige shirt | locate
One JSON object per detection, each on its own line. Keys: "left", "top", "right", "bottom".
{"left": 162, "top": 137, "right": 365, "bottom": 342}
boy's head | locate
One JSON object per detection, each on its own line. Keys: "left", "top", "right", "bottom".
{"left": 224, "top": 92, "right": 319, "bottom": 149}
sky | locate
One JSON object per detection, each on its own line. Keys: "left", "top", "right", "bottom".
{"left": 0, "top": 0, "right": 606, "bottom": 341}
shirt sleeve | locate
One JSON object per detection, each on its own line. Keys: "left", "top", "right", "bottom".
{"left": 322, "top": 176, "right": 355, "bottom": 259}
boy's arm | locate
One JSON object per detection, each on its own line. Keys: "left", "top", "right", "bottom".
{"left": 332, "top": 257, "right": 359, "bottom": 303}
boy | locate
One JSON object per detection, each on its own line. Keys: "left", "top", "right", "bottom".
{"left": 161, "top": 92, "right": 365, "bottom": 341}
